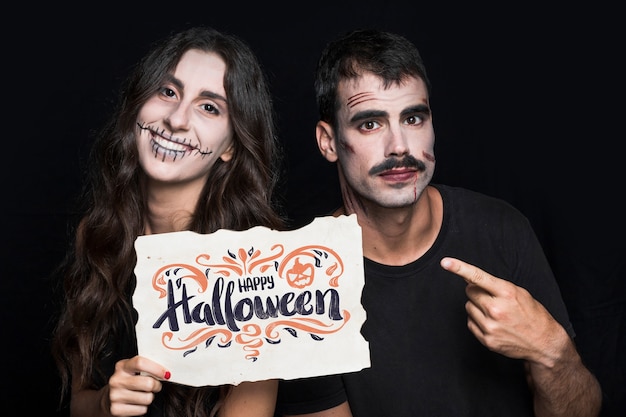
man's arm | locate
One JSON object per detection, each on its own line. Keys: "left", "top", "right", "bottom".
{"left": 440, "top": 257, "right": 602, "bottom": 417}
{"left": 524, "top": 332, "right": 601, "bottom": 417}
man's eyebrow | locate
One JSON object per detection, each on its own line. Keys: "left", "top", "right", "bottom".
{"left": 350, "top": 109, "right": 389, "bottom": 124}
{"left": 350, "top": 104, "right": 430, "bottom": 124}
{"left": 401, "top": 104, "right": 430, "bottom": 118}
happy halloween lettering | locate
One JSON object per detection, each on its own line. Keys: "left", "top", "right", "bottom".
{"left": 144, "top": 244, "right": 352, "bottom": 359}
{"left": 153, "top": 276, "right": 343, "bottom": 332}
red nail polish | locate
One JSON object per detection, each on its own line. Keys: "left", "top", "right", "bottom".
{"left": 164, "top": 371, "right": 171, "bottom": 380}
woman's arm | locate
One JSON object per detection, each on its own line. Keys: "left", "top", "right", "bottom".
{"left": 219, "top": 379, "right": 279, "bottom": 417}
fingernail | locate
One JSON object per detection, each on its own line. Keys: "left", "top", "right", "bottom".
{"left": 164, "top": 371, "right": 171, "bottom": 380}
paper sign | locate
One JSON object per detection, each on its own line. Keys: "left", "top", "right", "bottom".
{"left": 133, "top": 214, "right": 370, "bottom": 387}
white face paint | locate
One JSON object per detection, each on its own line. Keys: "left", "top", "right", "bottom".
{"left": 136, "top": 49, "right": 234, "bottom": 186}
{"left": 333, "top": 74, "right": 435, "bottom": 209}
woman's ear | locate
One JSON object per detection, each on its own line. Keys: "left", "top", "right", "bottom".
{"left": 316, "top": 121, "right": 338, "bottom": 162}
{"left": 219, "top": 144, "right": 234, "bottom": 162}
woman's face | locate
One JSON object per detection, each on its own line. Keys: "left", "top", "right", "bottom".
{"left": 136, "top": 49, "right": 234, "bottom": 186}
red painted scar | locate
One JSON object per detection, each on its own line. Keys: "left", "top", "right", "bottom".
{"left": 340, "top": 140, "right": 355, "bottom": 154}
{"left": 347, "top": 92, "right": 374, "bottom": 108}
{"left": 422, "top": 151, "right": 435, "bottom": 162}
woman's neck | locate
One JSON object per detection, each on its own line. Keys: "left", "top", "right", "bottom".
{"left": 143, "top": 180, "right": 203, "bottom": 235}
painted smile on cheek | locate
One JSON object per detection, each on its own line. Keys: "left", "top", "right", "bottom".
{"left": 137, "top": 122, "right": 213, "bottom": 161}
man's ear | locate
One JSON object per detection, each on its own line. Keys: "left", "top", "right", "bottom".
{"left": 219, "top": 144, "right": 234, "bottom": 162}
{"left": 316, "top": 121, "right": 338, "bottom": 162}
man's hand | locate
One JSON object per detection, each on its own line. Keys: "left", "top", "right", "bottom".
{"left": 440, "top": 256, "right": 565, "bottom": 364}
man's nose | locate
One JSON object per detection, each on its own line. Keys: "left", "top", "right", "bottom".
{"left": 384, "top": 125, "right": 409, "bottom": 157}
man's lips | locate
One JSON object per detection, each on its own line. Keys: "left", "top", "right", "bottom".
{"left": 378, "top": 168, "right": 418, "bottom": 182}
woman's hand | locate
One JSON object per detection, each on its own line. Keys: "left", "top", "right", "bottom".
{"left": 106, "top": 356, "right": 170, "bottom": 416}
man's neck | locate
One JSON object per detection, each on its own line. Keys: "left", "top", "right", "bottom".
{"left": 338, "top": 185, "right": 443, "bottom": 266}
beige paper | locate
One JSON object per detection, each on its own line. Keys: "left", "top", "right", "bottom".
{"left": 133, "top": 214, "right": 370, "bottom": 386}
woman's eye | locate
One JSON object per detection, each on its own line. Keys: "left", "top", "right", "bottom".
{"left": 202, "top": 103, "right": 219, "bottom": 114}
{"left": 159, "top": 87, "right": 177, "bottom": 98}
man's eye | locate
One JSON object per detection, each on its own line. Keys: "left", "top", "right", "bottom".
{"left": 362, "top": 121, "right": 379, "bottom": 130}
{"left": 406, "top": 115, "right": 422, "bottom": 125}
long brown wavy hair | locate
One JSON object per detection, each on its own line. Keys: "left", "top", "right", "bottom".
{"left": 51, "top": 26, "right": 285, "bottom": 416}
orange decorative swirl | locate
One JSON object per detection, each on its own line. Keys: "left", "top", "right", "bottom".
{"left": 151, "top": 264, "right": 209, "bottom": 298}
{"left": 235, "top": 324, "right": 264, "bottom": 360}
{"left": 249, "top": 244, "right": 284, "bottom": 272}
{"left": 194, "top": 245, "right": 284, "bottom": 277}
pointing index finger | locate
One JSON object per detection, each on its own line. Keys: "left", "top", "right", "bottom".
{"left": 440, "top": 257, "right": 498, "bottom": 293}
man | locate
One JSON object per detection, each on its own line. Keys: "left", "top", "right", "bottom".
{"left": 276, "top": 29, "right": 601, "bottom": 417}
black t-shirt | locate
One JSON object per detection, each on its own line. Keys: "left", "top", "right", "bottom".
{"left": 275, "top": 184, "right": 574, "bottom": 417}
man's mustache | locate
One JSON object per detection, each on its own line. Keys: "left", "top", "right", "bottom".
{"left": 369, "top": 155, "right": 426, "bottom": 175}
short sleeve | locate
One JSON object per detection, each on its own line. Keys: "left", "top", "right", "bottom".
{"left": 275, "top": 374, "right": 347, "bottom": 415}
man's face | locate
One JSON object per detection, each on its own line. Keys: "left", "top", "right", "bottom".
{"left": 330, "top": 73, "right": 435, "bottom": 209}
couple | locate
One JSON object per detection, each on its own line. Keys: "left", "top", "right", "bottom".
{"left": 51, "top": 26, "right": 601, "bottom": 417}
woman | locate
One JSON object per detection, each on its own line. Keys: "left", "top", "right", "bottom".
{"left": 51, "top": 26, "right": 285, "bottom": 417}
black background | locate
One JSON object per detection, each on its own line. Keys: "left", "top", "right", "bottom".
{"left": 4, "top": 3, "right": 624, "bottom": 415}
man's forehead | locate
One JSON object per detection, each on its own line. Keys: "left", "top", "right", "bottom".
{"left": 338, "top": 75, "right": 427, "bottom": 111}
{"left": 338, "top": 74, "right": 386, "bottom": 97}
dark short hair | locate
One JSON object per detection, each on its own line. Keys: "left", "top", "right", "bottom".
{"left": 315, "top": 29, "right": 431, "bottom": 126}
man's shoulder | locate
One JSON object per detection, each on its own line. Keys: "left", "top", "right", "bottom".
{"left": 433, "top": 183, "right": 510, "bottom": 203}
{"left": 432, "top": 183, "right": 526, "bottom": 219}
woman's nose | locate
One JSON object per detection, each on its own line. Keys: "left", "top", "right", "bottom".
{"left": 164, "top": 103, "right": 191, "bottom": 131}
